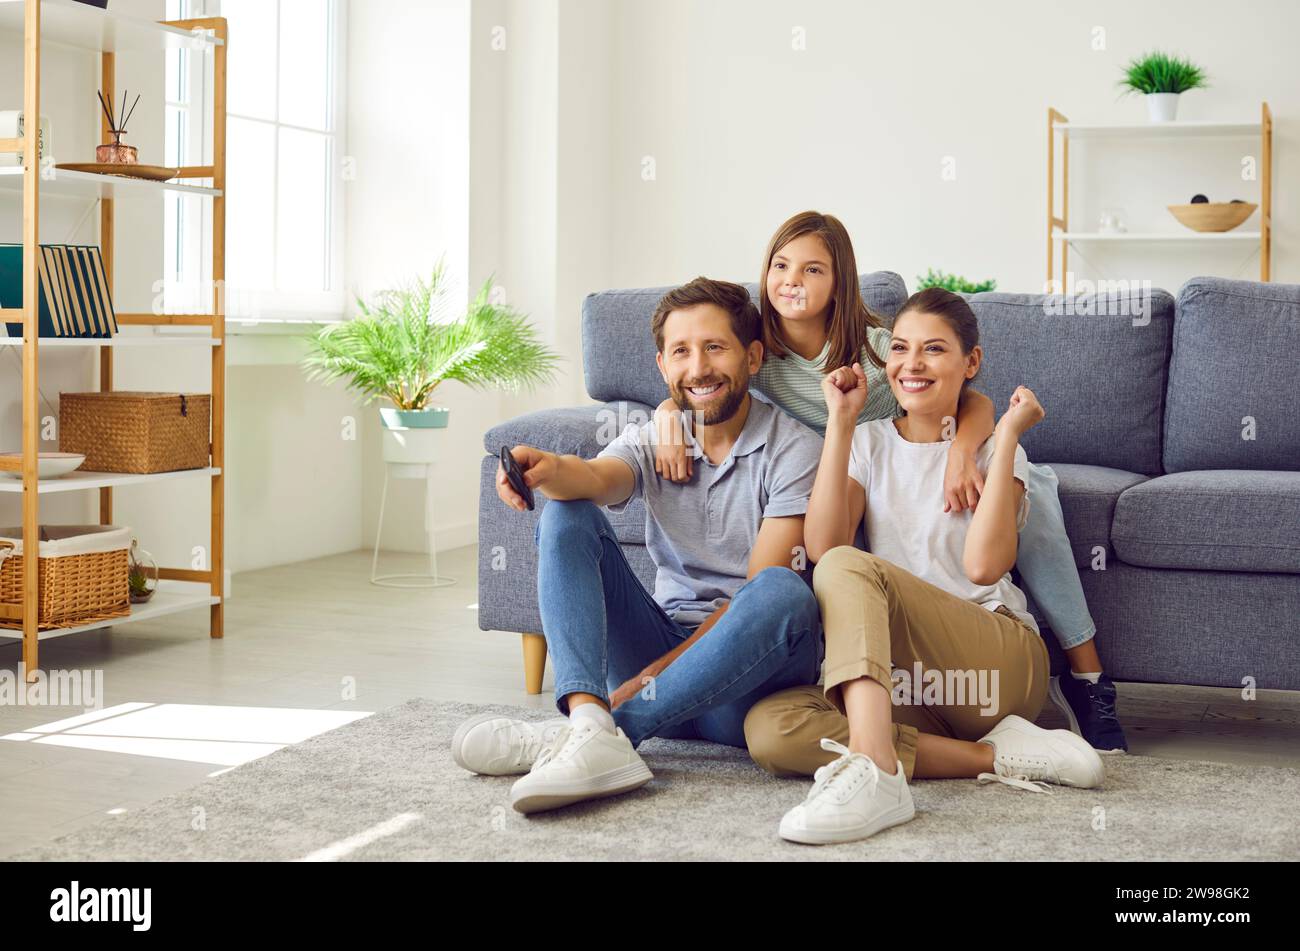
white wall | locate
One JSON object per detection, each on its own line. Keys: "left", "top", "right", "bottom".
{"left": 346, "top": 0, "right": 483, "bottom": 554}
{"left": 594, "top": 0, "right": 1296, "bottom": 294}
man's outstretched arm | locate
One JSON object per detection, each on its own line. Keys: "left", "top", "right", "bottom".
{"left": 497, "top": 445, "right": 636, "bottom": 510}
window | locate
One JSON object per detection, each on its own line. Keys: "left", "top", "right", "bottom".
{"left": 166, "top": 0, "right": 346, "bottom": 320}
{"left": 163, "top": 0, "right": 210, "bottom": 315}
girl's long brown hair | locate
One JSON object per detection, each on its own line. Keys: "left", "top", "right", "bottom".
{"left": 759, "top": 210, "right": 885, "bottom": 371}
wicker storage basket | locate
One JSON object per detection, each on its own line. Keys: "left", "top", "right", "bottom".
{"left": 0, "top": 524, "right": 132, "bottom": 631}
{"left": 59, "top": 391, "right": 211, "bottom": 474}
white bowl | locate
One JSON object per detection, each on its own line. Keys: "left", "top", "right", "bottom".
{"left": 0, "top": 452, "right": 87, "bottom": 479}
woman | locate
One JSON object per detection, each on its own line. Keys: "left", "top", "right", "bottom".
{"left": 743, "top": 287, "right": 1105, "bottom": 845}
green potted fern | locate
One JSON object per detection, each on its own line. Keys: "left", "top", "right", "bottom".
{"left": 302, "top": 263, "right": 560, "bottom": 431}
{"left": 1118, "top": 51, "right": 1207, "bottom": 122}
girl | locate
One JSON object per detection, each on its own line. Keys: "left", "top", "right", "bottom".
{"left": 743, "top": 288, "right": 1105, "bottom": 844}
{"left": 653, "top": 211, "right": 1127, "bottom": 753}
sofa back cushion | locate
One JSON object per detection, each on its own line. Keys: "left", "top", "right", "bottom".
{"left": 1164, "top": 277, "right": 1300, "bottom": 472}
{"left": 582, "top": 272, "right": 908, "bottom": 407}
{"left": 966, "top": 289, "right": 1175, "bottom": 475}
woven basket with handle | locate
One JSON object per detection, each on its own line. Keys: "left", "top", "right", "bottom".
{"left": 59, "top": 391, "right": 211, "bottom": 474}
{"left": 0, "top": 525, "right": 131, "bottom": 631}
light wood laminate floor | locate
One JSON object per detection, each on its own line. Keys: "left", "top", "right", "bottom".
{"left": 1, "top": 545, "right": 1297, "bottom": 859}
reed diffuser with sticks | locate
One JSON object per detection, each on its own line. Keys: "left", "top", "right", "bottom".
{"left": 95, "top": 89, "right": 142, "bottom": 165}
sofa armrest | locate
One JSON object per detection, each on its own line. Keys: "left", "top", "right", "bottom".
{"left": 478, "top": 402, "right": 653, "bottom": 635}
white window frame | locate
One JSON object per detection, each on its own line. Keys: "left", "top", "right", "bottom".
{"left": 166, "top": 0, "right": 348, "bottom": 321}
{"left": 163, "top": 0, "right": 212, "bottom": 316}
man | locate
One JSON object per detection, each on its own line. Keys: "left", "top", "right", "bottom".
{"left": 451, "top": 277, "right": 825, "bottom": 814}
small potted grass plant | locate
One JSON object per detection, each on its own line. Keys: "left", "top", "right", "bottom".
{"left": 916, "top": 269, "right": 997, "bottom": 294}
{"left": 1118, "top": 51, "right": 1207, "bottom": 122}
{"left": 302, "top": 263, "right": 560, "bottom": 431}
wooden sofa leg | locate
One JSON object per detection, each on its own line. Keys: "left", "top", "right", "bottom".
{"left": 522, "top": 633, "right": 547, "bottom": 695}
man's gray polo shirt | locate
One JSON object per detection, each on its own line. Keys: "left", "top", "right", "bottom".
{"left": 596, "top": 396, "right": 823, "bottom": 627}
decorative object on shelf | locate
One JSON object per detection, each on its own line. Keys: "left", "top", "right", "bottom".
{"left": 0, "top": 524, "right": 131, "bottom": 631}
{"left": 0, "top": 452, "right": 85, "bottom": 479}
{"left": 58, "top": 391, "right": 212, "bottom": 474}
{"left": 301, "top": 260, "right": 560, "bottom": 431}
{"left": 0, "top": 110, "right": 50, "bottom": 168}
{"left": 1098, "top": 207, "right": 1129, "bottom": 234}
{"left": 1168, "top": 200, "right": 1257, "bottom": 233}
{"left": 915, "top": 268, "right": 997, "bottom": 294}
{"left": 1046, "top": 103, "right": 1272, "bottom": 284}
{"left": 0, "top": 243, "right": 116, "bottom": 338}
{"left": 127, "top": 538, "right": 158, "bottom": 604}
{"left": 1118, "top": 51, "right": 1207, "bottom": 122}
{"left": 95, "top": 89, "right": 140, "bottom": 164}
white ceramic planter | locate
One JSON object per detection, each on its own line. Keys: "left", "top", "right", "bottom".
{"left": 1146, "top": 93, "right": 1180, "bottom": 122}
{"left": 380, "top": 407, "right": 450, "bottom": 429}
{"left": 381, "top": 426, "right": 443, "bottom": 465}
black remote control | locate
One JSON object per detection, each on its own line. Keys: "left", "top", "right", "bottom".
{"left": 500, "top": 445, "right": 535, "bottom": 511}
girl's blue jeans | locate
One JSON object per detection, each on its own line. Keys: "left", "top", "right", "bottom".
{"left": 1018, "top": 463, "right": 1097, "bottom": 651}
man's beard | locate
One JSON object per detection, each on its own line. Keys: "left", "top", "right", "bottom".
{"left": 669, "top": 372, "right": 749, "bottom": 426}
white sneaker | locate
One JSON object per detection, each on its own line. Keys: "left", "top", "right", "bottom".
{"left": 976, "top": 714, "right": 1105, "bottom": 792}
{"left": 451, "top": 713, "right": 568, "bottom": 776}
{"left": 778, "top": 738, "right": 915, "bottom": 845}
{"left": 509, "top": 720, "right": 653, "bottom": 814}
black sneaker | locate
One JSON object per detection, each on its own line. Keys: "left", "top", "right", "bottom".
{"left": 1048, "top": 673, "right": 1129, "bottom": 754}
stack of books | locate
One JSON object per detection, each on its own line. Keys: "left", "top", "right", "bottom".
{"left": 0, "top": 243, "right": 118, "bottom": 339}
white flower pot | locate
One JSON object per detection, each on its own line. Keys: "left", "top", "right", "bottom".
{"left": 382, "top": 426, "right": 443, "bottom": 465}
{"left": 1146, "top": 93, "right": 1180, "bottom": 122}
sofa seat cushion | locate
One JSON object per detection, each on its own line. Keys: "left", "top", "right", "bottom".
{"left": 483, "top": 401, "right": 653, "bottom": 545}
{"left": 1112, "top": 470, "right": 1300, "bottom": 573}
{"left": 1048, "top": 463, "right": 1149, "bottom": 568}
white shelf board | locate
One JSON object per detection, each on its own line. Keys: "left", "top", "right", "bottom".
{"left": 0, "top": 166, "right": 220, "bottom": 199}
{"left": 1059, "top": 120, "right": 1261, "bottom": 140}
{"left": 1057, "top": 231, "right": 1261, "bottom": 243}
{"left": 0, "top": 581, "right": 219, "bottom": 642}
{"left": 0, "top": 333, "right": 221, "bottom": 346}
{"left": 0, "top": 466, "right": 220, "bottom": 494}
{"left": 0, "top": 0, "right": 223, "bottom": 53}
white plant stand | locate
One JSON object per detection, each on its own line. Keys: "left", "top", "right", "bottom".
{"left": 370, "top": 427, "right": 456, "bottom": 588}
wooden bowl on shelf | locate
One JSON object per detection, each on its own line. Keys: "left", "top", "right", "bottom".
{"left": 1167, "top": 202, "right": 1258, "bottom": 233}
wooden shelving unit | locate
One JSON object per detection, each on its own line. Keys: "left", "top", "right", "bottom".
{"left": 1047, "top": 103, "right": 1273, "bottom": 285}
{"left": 0, "top": 0, "right": 228, "bottom": 679}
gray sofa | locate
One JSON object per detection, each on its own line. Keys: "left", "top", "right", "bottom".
{"left": 479, "top": 273, "right": 1300, "bottom": 694}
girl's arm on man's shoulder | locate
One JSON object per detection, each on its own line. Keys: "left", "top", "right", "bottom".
{"left": 944, "top": 388, "right": 996, "bottom": 513}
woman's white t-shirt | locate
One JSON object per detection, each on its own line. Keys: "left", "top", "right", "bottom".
{"left": 847, "top": 418, "right": 1038, "bottom": 633}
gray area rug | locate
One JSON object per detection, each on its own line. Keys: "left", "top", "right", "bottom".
{"left": 10, "top": 699, "right": 1299, "bottom": 861}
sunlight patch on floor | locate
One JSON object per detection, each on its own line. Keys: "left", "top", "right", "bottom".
{"left": 0, "top": 702, "right": 371, "bottom": 766}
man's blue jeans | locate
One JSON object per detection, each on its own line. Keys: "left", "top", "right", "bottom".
{"left": 1018, "top": 463, "right": 1097, "bottom": 651}
{"left": 534, "top": 499, "right": 823, "bottom": 748}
